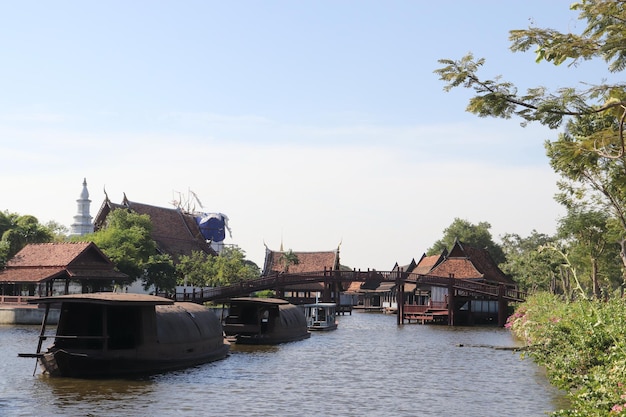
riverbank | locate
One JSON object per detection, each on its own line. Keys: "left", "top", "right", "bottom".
{"left": 507, "top": 292, "right": 626, "bottom": 416}
{"left": 0, "top": 305, "right": 59, "bottom": 325}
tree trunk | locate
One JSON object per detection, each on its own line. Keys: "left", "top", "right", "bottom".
{"left": 591, "top": 257, "right": 600, "bottom": 299}
{"left": 619, "top": 239, "right": 626, "bottom": 297}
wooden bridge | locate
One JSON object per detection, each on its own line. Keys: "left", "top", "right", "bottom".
{"left": 169, "top": 268, "right": 526, "bottom": 305}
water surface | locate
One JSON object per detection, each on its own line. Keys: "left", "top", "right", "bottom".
{"left": 0, "top": 312, "right": 565, "bottom": 417}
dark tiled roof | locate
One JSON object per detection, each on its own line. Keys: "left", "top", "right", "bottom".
{"left": 262, "top": 249, "right": 339, "bottom": 275}
{"left": 391, "top": 258, "right": 417, "bottom": 273}
{"left": 428, "top": 241, "right": 514, "bottom": 285}
{"left": 93, "top": 196, "right": 216, "bottom": 261}
{"left": 344, "top": 281, "right": 363, "bottom": 294}
{"left": 413, "top": 252, "right": 446, "bottom": 275}
{"left": 262, "top": 248, "right": 340, "bottom": 291}
{"left": 0, "top": 242, "right": 128, "bottom": 283}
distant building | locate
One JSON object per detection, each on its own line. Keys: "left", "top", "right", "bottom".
{"left": 0, "top": 242, "right": 129, "bottom": 297}
{"left": 93, "top": 194, "right": 218, "bottom": 262}
{"left": 70, "top": 178, "right": 94, "bottom": 236}
{"left": 261, "top": 245, "right": 342, "bottom": 303}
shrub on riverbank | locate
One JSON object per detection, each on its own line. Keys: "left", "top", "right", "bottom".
{"left": 507, "top": 293, "right": 626, "bottom": 416}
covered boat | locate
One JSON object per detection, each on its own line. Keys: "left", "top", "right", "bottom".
{"left": 18, "top": 292, "right": 229, "bottom": 378}
{"left": 301, "top": 302, "right": 338, "bottom": 331}
{"left": 222, "top": 297, "right": 310, "bottom": 345}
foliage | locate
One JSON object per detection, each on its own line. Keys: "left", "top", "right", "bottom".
{"left": 0, "top": 210, "right": 57, "bottom": 266}
{"left": 435, "top": 0, "right": 626, "bottom": 129}
{"left": 546, "top": 111, "right": 626, "bottom": 278}
{"left": 508, "top": 293, "right": 626, "bottom": 416}
{"left": 176, "top": 247, "right": 260, "bottom": 287}
{"left": 500, "top": 230, "right": 562, "bottom": 293}
{"left": 557, "top": 206, "right": 622, "bottom": 297}
{"left": 436, "top": 1, "right": 626, "bottom": 277}
{"left": 84, "top": 209, "right": 157, "bottom": 281}
{"left": 427, "top": 218, "right": 505, "bottom": 264}
{"left": 143, "top": 254, "right": 177, "bottom": 294}
{"left": 281, "top": 249, "right": 300, "bottom": 273}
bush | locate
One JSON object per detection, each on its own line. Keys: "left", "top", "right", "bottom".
{"left": 508, "top": 293, "right": 626, "bottom": 416}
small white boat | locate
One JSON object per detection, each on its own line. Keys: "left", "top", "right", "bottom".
{"left": 301, "top": 302, "right": 338, "bottom": 331}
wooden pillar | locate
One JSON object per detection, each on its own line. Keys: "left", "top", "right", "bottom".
{"left": 498, "top": 285, "right": 507, "bottom": 327}
{"left": 333, "top": 281, "right": 341, "bottom": 306}
{"left": 397, "top": 280, "right": 404, "bottom": 325}
{"left": 323, "top": 279, "right": 331, "bottom": 302}
{"left": 447, "top": 281, "right": 455, "bottom": 326}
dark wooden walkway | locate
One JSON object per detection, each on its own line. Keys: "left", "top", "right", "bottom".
{"left": 170, "top": 269, "right": 526, "bottom": 304}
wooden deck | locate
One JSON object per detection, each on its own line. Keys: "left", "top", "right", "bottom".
{"left": 402, "top": 305, "right": 449, "bottom": 324}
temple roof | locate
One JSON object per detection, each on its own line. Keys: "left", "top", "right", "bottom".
{"left": 428, "top": 241, "right": 514, "bottom": 285}
{"left": 261, "top": 248, "right": 340, "bottom": 275}
{"left": 0, "top": 242, "right": 128, "bottom": 284}
{"left": 93, "top": 195, "right": 216, "bottom": 261}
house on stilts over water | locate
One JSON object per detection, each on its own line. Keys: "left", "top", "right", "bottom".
{"left": 399, "top": 240, "right": 520, "bottom": 326}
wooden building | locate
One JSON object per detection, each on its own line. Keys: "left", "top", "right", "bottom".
{"left": 93, "top": 194, "right": 217, "bottom": 262}
{"left": 0, "top": 242, "right": 129, "bottom": 301}
{"left": 403, "top": 241, "right": 516, "bottom": 326}
{"left": 261, "top": 246, "right": 342, "bottom": 304}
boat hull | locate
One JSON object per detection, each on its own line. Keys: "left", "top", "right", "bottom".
{"left": 308, "top": 322, "right": 338, "bottom": 331}
{"left": 229, "top": 331, "right": 310, "bottom": 345}
{"left": 40, "top": 344, "right": 230, "bottom": 378}
{"left": 223, "top": 297, "right": 311, "bottom": 345}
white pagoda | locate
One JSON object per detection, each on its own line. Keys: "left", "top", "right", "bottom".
{"left": 70, "top": 178, "right": 94, "bottom": 236}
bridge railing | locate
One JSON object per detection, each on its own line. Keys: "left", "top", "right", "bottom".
{"left": 167, "top": 269, "right": 526, "bottom": 303}
{"left": 0, "top": 295, "right": 39, "bottom": 305}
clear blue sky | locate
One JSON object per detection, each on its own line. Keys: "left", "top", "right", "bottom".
{"left": 1, "top": 1, "right": 598, "bottom": 269}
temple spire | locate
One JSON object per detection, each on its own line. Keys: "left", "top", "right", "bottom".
{"left": 70, "top": 178, "right": 94, "bottom": 236}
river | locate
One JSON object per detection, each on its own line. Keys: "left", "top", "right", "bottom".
{"left": 0, "top": 311, "right": 566, "bottom": 417}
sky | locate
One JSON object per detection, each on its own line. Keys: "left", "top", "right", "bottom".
{"left": 0, "top": 1, "right": 606, "bottom": 270}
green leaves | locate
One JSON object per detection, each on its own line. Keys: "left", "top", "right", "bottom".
{"left": 88, "top": 209, "right": 157, "bottom": 280}
{"left": 509, "top": 293, "right": 626, "bottom": 416}
{"left": 176, "top": 247, "right": 260, "bottom": 288}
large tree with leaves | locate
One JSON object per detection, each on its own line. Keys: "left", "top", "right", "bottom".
{"left": 83, "top": 209, "right": 157, "bottom": 281}
{"left": 499, "top": 230, "right": 562, "bottom": 294}
{"left": 0, "top": 211, "right": 63, "bottom": 266}
{"left": 557, "top": 206, "right": 622, "bottom": 297}
{"left": 435, "top": 1, "right": 626, "bottom": 275}
{"left": 176, "top": 247, "right": 260, "bottom": 287}
{"left": 427, "top": 218, "right": 505, "bottom": 265}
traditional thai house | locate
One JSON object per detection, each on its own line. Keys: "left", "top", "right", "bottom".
{"left": 261, "top": 246, "right": 342, "bottom": 304}
{"left": 93, "top": 194, "right": 218, "bottom": 262}
{"left": 403, "top": 251, "right": 446, "bottom": 306}
{"left": 403, "top": 241, "right": 516, "bottom": 326}
{"left": 0, "top": 242, "right": 129, "bottom": 300}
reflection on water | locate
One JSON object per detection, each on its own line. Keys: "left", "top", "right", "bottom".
{"left": 0, "top": 313, "right": 566, "bottom": 417}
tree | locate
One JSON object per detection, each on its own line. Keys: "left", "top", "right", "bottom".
{"left": 435, "top": 1, "right": 626, "bottom": 282}
{"left": 435, "top": 1, "right": 626, "bottom": 129}
{"left": 211, "top": 246, "right": 260, "bottom": 284}
{"left": 281, "top": 249, "right": 300, "bottom": 273}
{"left": 176, "top": 247, "right": 260, "bottom": 287}
{"left": 546, "top": 111, "right": 626, "bottom": 277}
{"left": 0, "top": 211, "right": 56, "bottom": 265}
{"left": 176, "top": 251, "right": 213, "bottom": 287}
{"left": 427, "top": 218, "right": 506, "bottom": 264}
{"left": 499, "top": 230, "right": 562, "bottom": 294}
{"left": 557, "top": 206, "right": 622, "bottom": 297}
{"left": 85, "top": 209, "right": 157, "bottom": 281}
{"left": 143, "top": 254, "right": 177, "bottom": 294}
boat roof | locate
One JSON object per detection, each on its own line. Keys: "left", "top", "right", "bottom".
{"left": 27, "top": 292, "right": 174, "bottom": 306}
{"left": 301, "top": 303, "right": 337, "bottom": 308}
{"left": 228, "top": 297, "right": 290, "bottom": 305}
